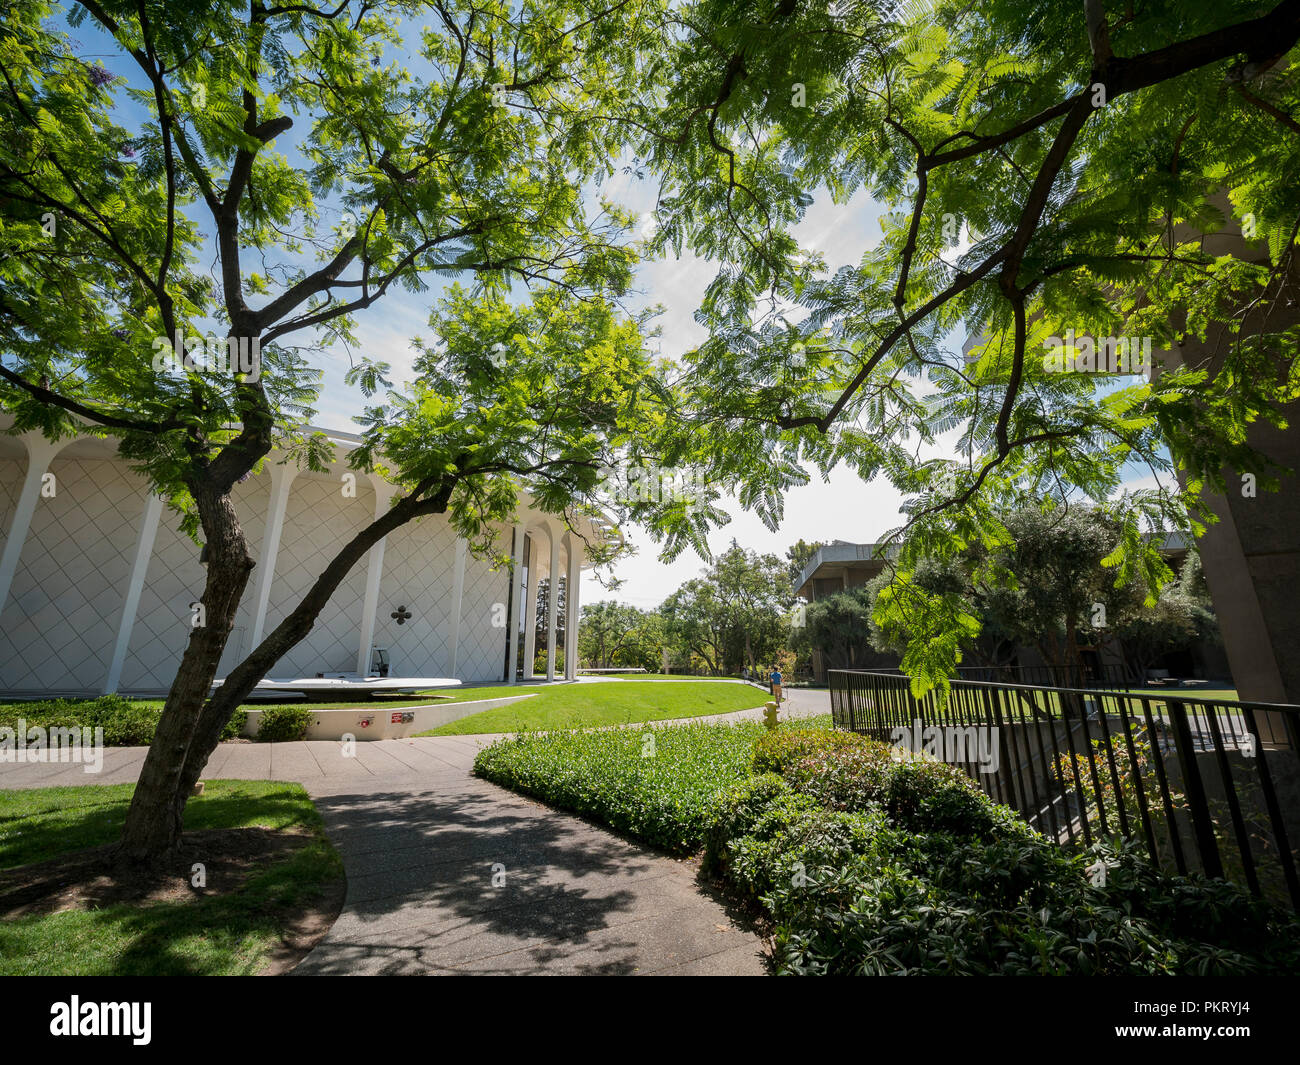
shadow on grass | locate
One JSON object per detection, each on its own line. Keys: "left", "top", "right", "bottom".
{"left": 0, "top": 840, "right": 341, "bottom": 975}
{"left": 0, "top": 780, "right": 344, "bottom": 975}
{"left": 0, "top": 780, "right": 325, "bottom": 869}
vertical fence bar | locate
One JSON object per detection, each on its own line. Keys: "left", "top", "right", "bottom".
{"left": 1091, "top": 692, "right": 1131, "bottom": 839}
{"left": 1115, "top": 692, "right": 1161, "bottom": 867}
{"left": 1073, "top": 690, "right": 1110, "bottom": 839}
{"left": 1137, "top": 696, "right": 1189, "bottom": 876}
{"left": 1242, "top": 706, "right": 1300, "bottom": 911}
{"left": 1166, "top": 698, "right": 1225, "bottom": 880}
{"left": 1201, "top": 701, "right": 1260, "bottom": 897}
{"left": 1057, "top": 690, "right": 1095, "bottom": 847}
{"left": 1028, "top": 689, "right": 1068, "bottom": 842}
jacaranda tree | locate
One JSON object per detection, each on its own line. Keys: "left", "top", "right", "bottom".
{"left": 0, "top": 0, "right": 668, "bottom": 860}
{"left": 635, "top": 0, "right": 1300, "bottom": 688}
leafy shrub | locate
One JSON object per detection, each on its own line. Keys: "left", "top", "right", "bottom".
{"left": 255, "top": 706, "right": 314, "bottom": 743}
{"left": 703, "top": 735, "right": 1300, "bottom": 975}
{"left": 763, "top": 833, "right": 1300, "bottom": 975}
{"left": 1, "top": 697, "right": 252, "bottom": 746}
{"left": 751, "top": 727, "right": 870, "bottom": 775}
{"left": 782, "top": 743, "right": 1032, "bottom": 841}
{"left": 0, "top": 695, "right": 158, "bottom": 746}
{"left": 221, "top": 709, "right": 248, "bottom": 740}
{"left": 702, "top": 774, "right": 804, "bottom": 873}
{"left": 474, "top": 721, "right": 764, "bottom": 853}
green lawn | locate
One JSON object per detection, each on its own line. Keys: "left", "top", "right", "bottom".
{"left": 577, "top": 673, "right": 739, "bottom": 681}
{"left": 0, "top": 780, "right": 343, "bottom": 975}
{"left": 417, "top": 679, "right": 766, "bottom": 735}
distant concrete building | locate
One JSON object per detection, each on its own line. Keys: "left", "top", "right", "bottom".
{"left": 793, "top": 540, "right": 895, "bottom": 602}
{"left": 0, "top": 421, "right": 600, "bottom": 697}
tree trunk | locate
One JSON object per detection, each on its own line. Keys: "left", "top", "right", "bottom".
{"left": 173, "top": 486, "right": 450, "bottom": 801}
{"left": 117, "top": 484, "right": 255, "bottom": 864}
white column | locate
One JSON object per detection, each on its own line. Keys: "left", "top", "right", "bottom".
{"left": 356, "top": 480, "right": 398, "bottom": 676}
{"left": 564, "top": 534, "right": 583, "bottom": 680}
{"left": 0, "top": 432, "right": 63, "bottom": 617}
{"left": 447, "top": 536, "right": 467, "bottom": 676}
{"left": 506, "top": 522, "right": 525, "bottom": 684}
{"left": 103, "top": 492, "right": 164, "bottom": 693}
{"left": 248, "top": 462, "right": 297, "bottom": 648}
{"left": 522, "top": 534, "right": 538, "bottom": 678}
{"left": 545, "top": 529, "right": 560, "bottom": 681}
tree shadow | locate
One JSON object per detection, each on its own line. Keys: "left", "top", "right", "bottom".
{"left": 294, "top": 784, "right": 736, "bottom": 974}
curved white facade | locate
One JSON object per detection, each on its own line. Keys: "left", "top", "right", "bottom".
{"left": 0, "top": 424, "right": 590, "bottom": 697}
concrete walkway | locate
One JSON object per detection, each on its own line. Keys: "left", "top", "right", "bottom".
{"left": 0, "top": 690, "right": 829, "bottom": 975}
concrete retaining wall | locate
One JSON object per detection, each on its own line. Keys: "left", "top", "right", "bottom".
{"left": 241, "top": 693, "right": 536, "bottom": 741}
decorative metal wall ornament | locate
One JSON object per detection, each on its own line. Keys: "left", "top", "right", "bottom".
{"left": 391, "top": 605, "right": 413, "bottom": 625}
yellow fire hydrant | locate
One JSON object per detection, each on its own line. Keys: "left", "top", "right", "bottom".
{"left": 763, "top": 701, "right": 780, "bottom": 730}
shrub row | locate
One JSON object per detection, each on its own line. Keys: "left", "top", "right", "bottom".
{"left": 474, "top": 721, "right": 763, "bottom": 853}
{"left": 707, "top": 737, "right": 1300, "bottom": 975}
{"left": 474, "top": 720, "right": 1300, "bottom": 974}
{"left": 0, "top": 695, "right": 247, "bottom": 747}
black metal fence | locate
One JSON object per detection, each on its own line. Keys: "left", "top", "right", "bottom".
{"left": 829, "top": 670, "right": 1300, "bottom": 913}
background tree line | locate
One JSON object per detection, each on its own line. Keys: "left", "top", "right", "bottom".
{"left": 585, "top": 510, "right": 1222, "bottom": 686}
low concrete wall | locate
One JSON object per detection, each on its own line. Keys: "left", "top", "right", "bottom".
{"left": 241, "top": 693, "right": 537, "bottom": 741}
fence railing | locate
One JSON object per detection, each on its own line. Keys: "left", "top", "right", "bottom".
{"left": 829, "top": 670, "right": 1300, "bottom": 913}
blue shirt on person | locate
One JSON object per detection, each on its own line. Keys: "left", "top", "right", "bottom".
{"left": 770, "top": 670, "right": 782, "bottom": 686}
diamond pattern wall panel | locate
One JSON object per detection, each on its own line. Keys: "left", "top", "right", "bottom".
{"left": 265, "top": 473, "right": 373, "bottom": 677}
{"left": 371, "top": 513, "right": 457, "bottom": 676}
{"left": 457, "top": 531, "right": 512, "bottom": 682}
{"left": 119, "top": 474, "right": 269, "bottom": 692}
{"left": 0, "top": 457, "right": 144, "bottom": 693}
{"left": 0, "top": 457, "right": 23, "bottom": 545}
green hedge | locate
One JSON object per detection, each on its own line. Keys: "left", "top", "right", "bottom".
{"left": 474, "top": 721, "right": 763, "bottom": 853}
{"left": 0, "top": 696, "right": 246, "bottom": 747}
{"left": 474, "top": 720, "right": 1300, "bottom": 974}
{"left": 751, "top": 727, "right": 872, "bottom": 775}
{"left": 704, "top": 742, "right": 1300, "bottom": 975}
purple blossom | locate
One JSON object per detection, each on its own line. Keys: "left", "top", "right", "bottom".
{"left": 122, "top": 146, "right": 136, "bottom": 159}
{"left": 111, "top": 328, "right": 128, "bottom": 340}
{"left": 88, "top": 64, "right": 113, "bottom": 87}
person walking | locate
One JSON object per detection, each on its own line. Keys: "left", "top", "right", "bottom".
{"left": 769, "top": 664, "right": 783, "bottom": 705}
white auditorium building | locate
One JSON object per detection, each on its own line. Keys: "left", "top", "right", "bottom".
{"left": 0, "top": 420, "right": 600, "bottom": 697}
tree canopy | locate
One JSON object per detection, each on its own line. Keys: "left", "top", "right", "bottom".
{"left": 660, "top": 541, "right": 792, "bottom": 674}
{"left": 0, "top": 0, "right": 673, "bottom": 859}
{"left": 632, "top": 0, "right": 1300, "bottom": 685}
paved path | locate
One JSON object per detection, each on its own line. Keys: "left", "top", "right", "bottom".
{"left": 0, "top": 690, "right": 829, "bottom": 975}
